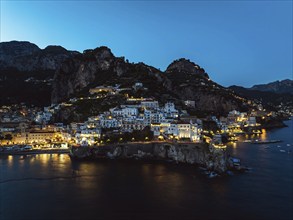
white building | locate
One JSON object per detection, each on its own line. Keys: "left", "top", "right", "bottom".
{"left": 163, "top": 102, "right": 179, "bottom": 118}
{"left": 122, "top": 107, "right": 138, "bottom": 117}
{"left": 75, "top": 128, "right": 101, "bottom": 146}
{"left": 178, "top": 122, "right": 201, "bottom": 142}
{"left": 122, "top": 118, "right": 145, "bottom": 132}
{"left": 110, "top": 107, "right": 124, "bottom": 117}
{"left": 166, "top": 123, "right": 178, "bottom": 135}
{"left": 144, "top": 110, "right": 152, "bottom": 125}
{"left": 133, "top": 82, "right": 143, "bottom": 90}
{"left": 151, "top": 112, "right": 165, "bottom": 123}
{"left": 141, "top": 100, "right": 159, "bottom": 109}
{"left": 34, "top": 111, "right": 52, "bottom": 124}
{"left": 151, "top": 121, "right": 201, "bottom": 142}
{"left": 100, "top": 118, "right": 121, "bottom": 128}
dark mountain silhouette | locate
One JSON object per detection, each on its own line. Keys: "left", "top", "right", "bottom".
{"left": 250, "top": 79, "right": 293, "bottom": 94}
{"left": 0, "top": 41, "right": 78, "bottom": 106}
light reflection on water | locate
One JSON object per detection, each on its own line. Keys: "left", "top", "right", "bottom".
{"left": 260, "top": 129, "right": 267, "bottom": 140}
{"left": 7, "top": 155, "right": 13, "bottom": 167}
{"left": 0, "top": 120, "right": 292, "bottom": 220}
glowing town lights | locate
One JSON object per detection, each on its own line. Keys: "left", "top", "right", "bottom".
{"left": 213, "top": 144, "right": 227, "bottom": 149}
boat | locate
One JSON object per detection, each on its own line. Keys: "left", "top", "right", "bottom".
{"left": 207, "top": 171, "right": 218, "bottom": 178}
{"left": 243, "top": 140, "right": 252, "bottom": 143}
{"left": 230, "top": 157, "right": 241, "bottom": 166}
{"left": 251, "top": 140, "right": 282, "bottom": 144}
{"left": 280, "top": 150, "right": 286, "bottom": 153}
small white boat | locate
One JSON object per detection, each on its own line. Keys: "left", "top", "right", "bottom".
{"left": 208, "top": 171, "right": 218, "bottom": 178}
{"left": 277, "top": 145, "right": 281, "bottom": 148}
{"left": 287, "top": 144, "right": 291, "bottom": 147}
{"left": 243, "top": 140, "right": 252, "bottom": 143}
{"left": 280, "top": 150, "right": 286, "bottom": 153}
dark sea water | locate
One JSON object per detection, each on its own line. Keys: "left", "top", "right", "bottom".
{"left": 1, "top": 120, "right": 292, "bottom": 220}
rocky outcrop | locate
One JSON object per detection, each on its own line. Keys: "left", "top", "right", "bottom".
{"left": 0, "top": 41, "right": 39, "bottom": 60}
{"left": 51, "top": 45, "right": 248, "bottom": 114}
{"left": 51, "top": 47, "right": 131, "bottom": 103}
{"left": 0, "top": 41, "right": 78, "bottom": 71}
{"left": 70, "top": 142, "right": 228, "bottom": 173}
{"left": 166, "top": 58, "right": 209, "bottom": 78}
{"left": 0, "top": 41, "right": 79, "bottom": 106}
{"left": 0, "top": 41, "right": 250, "bottom": 113}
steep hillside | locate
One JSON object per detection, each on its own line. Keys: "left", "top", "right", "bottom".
{"left": 0, "top": 41, "right": 252, "bottom": 115}
{"left": 0, "top": 41, "right": 78, "bottom": 71}
{"left": 52, "top": 46, "right": 249, "bottom": 115}
{"left": 229, "top": 85, "right": 293, "bottom": 110}
{"left": 0, "top": 41, "right": 78, "bottom": 106}
{"left": 251, "top": 79, "right": 293, "bottom": 94}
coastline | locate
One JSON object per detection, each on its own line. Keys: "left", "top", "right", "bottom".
{"left": 0, "top": 149, "right": 70, "bottom": 155}
{"left": 69, "top": 142, "right": 231, "bottom": 173}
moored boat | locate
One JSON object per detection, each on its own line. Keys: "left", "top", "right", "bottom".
{"left": 251, "top": 140, "right": 282, "bottom": 144}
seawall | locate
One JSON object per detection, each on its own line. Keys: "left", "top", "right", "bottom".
{"left": 70, "top": 142, "right": 229, "bottom": 173}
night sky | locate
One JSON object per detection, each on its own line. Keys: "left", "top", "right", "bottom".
{"left": 0, "top": 0, "right": 292, "bottom": 87}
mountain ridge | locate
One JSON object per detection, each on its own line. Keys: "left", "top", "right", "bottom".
{"left": 0, "top": 41, "right": 264, "bottom": 116}
{"left": 0, "top": 41, "right": 79, "bottom": 72}
{"left": 249, "top": 79, "right": 293, "bottom": 94}
{"left": 51, "top": 44, "right": 249, "bottom": 116}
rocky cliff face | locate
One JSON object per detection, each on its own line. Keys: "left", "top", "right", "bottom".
{"left": 0, "top": 41, "right": 78, "bottom": 71}
{"left": 163, "top": 58, "right": 245, "bottom": 113}
{"left": 52, "top": 46, "right": 248, "bottom": 115}
{"left": 166, "top": 58, "right": 209, "bottom": 78}
{"left": 51, "top": 46, "right": 131, "bottom": 103}
{"left": 70, "top": 142, "right": 229, "bottom": 173}
{"left": 0, "top": 41, "right": 249, "bottom": 113}
{"left": 0, "top": 41, "right": 79, "bottom": 106}
{"left": 0, "top": 41, "right": 39, "bottom": 60}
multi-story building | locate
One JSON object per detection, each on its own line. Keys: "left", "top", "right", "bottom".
{"left": 163, "top": 102, "right": 179, "bottom": 118}
{"left": 141, "top": 100, "right": 159, "bottom": 109}
{"left": 75, "top": 128, "right": 101, "bottom": 146}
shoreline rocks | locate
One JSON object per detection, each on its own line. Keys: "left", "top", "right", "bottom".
{"left": 69, "top": 142, "right": 229, "bottom": 173}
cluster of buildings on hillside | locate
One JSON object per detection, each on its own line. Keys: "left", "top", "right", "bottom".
{"left": 71, "top": 98, "right": 202, "bottom": 145}
{"left": 0, "top": 97, "right": 202, "bottom": 146}
{"left": 0, "top": 105, "right": 68, "bottom": 146}
{"left": 0, "top": 82, "right": 289, "bottom": 147}
{"left": 210, "top": 110, "right": 260, "bottom": 134}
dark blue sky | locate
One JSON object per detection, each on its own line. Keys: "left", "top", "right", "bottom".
{"left": 1, "top": 1, "right": 292, "bottom": 87}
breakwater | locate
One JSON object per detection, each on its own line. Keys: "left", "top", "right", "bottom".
{"left": 70, "top": 142, "right": 229, "bottom": 173}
